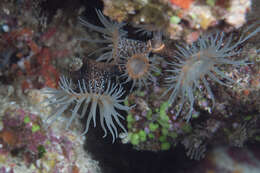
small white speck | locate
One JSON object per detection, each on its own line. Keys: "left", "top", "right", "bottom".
{"left": 140, "top": 17, "right": 145, "bottom": 22}
{"left": 119, "top": 132, "right": 128, "bottom": 139}
{"left": 0, "top": 121, "right": 3, "bottom": 131}
{"left": 5, "top": 167, "right": 10, "bottom": 172}
{"left": 36, "top": 159, "right": 41, "bottom": 167}
{"left": 2, "top": 24, "right": 9, "bottom": 32}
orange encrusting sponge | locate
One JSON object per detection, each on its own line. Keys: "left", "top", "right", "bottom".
{"left": 170, "top": 0, "right": 194, "bottom": 9}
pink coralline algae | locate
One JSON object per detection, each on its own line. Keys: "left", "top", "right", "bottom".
{"left": 0, "top": 109, "right": 47, "bottom": 164}
{"left": 0, "top": 108, "right": 99, "bottom": 172}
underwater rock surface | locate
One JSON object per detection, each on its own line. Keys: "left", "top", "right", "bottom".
{"left": 0, "top": 0, "right": 259, "bottom": 173}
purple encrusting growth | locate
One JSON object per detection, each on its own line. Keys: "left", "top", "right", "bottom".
{"left": 0, "top": 167, "right": 14, "bottom": 173}
{"left": 164, "top": 22, "right": 260, "bottom": 121}
{"left": 0, "top": 109, "right": 47, "bottom": 160}
{"left": 44, "top": 76, "right": 130, "bottom": 142}
{"left": 79, "top": 9, "right": 127, "bottom": 62}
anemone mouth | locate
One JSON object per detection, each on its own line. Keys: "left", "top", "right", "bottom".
{"left": 126, "top": 54, "right": 150, "bottom": 79}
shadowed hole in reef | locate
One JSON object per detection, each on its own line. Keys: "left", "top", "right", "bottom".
{"left": 83, "top": 126, "right": 198, "bottom": 173}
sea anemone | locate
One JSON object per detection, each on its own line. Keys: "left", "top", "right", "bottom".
{"left": 79, "top": 9, "right": 127, "bottom": 63}
{"left": 164, "top": 24, "right": 260, "bottom": 121}
{"left": 44, "top": 75, "right": 130, "bottom": 142}
{"left": 118, "top": 38, "right": 160, "bottom": 91}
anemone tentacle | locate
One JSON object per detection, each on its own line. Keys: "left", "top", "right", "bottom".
{"left": 79, "top": 9, "right": 127, "bottom": 63}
